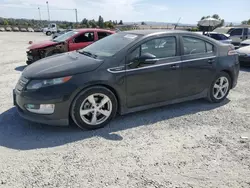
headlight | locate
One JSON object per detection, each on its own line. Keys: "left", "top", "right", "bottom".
{"left": 26, "top": 76, "right": 72, "bottom": 90}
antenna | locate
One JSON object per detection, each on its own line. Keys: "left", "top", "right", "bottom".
{"left": 174, "top": 17, "right": 182, "bottom": 29}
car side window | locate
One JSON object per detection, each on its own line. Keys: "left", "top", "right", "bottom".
{"left": 140, "top": 37, "right": 177, "bottom": 58}
{"left": 230, "top": 29, "right": 243, "bottom": 36}
{"left": 243, "top": 28, "right": 248, "bottom": 35}
{"left": 97, "top": 32, "right": 110, "bottom": 40}
{"left": 206, "top": 42, "right": 213, "bottom": 53}
{"left": 74, "top": 32, "right": 94, "bottom": 43}
{"left": 183, "top": 37, "right": 207, "bottom": 55}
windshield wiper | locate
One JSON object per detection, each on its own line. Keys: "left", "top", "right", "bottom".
{"left": 77, "top": 50, "right": 97, "bottom": 58}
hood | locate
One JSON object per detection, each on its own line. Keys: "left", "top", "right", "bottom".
{"left": 237, "top": 46, "right": 250, "bottom": 54}
{"left": 28, "top": 40, "right": 58, "bottom": 50}
{"left": 241, "top": 39, "right": 250, "bottom": 45}
{"left": 23, "top": 51, "right": 104, "bottom": 79}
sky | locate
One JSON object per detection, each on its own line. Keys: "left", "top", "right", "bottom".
{"left": 0, "top": 0, "right": 249, "bottom": 24}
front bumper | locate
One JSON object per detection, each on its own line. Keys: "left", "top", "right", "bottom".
{"left": 13, "top": 89, "right": 69, "bottom": 126}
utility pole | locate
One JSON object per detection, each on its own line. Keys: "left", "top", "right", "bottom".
{"left": 46, "top": 1, "right": 50, "bottom": 21}
{"left": 75, "top": 8, "right": 78, "bottom": 23}
{"left": 38, "top": 7, "right": 41, "bottom": 21}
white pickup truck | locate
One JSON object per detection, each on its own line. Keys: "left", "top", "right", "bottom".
{"left": 43, "top": 23, "right": 61, "bottom": 36}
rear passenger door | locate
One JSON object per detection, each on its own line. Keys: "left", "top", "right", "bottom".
{"left": 178, "top": 36, "right": 217, "bottom": 98}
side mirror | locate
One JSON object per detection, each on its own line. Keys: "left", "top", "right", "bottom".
{"left": 136, "top": 53, "right": 157, "bottom": 64}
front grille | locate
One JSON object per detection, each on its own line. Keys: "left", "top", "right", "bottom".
{"left": 15, "top": 76, "right": 29, "bottom": 93}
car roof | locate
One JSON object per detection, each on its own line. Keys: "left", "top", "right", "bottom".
{"left": 123, "top": 29, "right": 192, "bottom": 36}
{"left": 75, "top": 28, "right": 114, "bottom": 33}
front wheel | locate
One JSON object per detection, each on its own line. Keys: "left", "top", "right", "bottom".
{"left": 46, "top": 31, "right": 52, "bottom": 36}
{"left": 207, "top": 72, "right": 231, "bottom": 103}
{"left": 71, "top": 86, "right": 118, "bottom": 130}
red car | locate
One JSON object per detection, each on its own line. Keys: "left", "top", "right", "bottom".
{"left": 26, "top": 28, "right": 114, "bottom": 64}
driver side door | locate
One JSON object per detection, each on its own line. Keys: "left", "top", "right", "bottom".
{"left": 68, "top": 32, "right": 95, "bottom": 51}
{"left": 125, "top": 35, "right": 182, "bottom": 108}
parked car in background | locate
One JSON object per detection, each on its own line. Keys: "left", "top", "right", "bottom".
{"left": 0, "top": 27, "right": 5, "bottom": 32}
{"left": 5, "top": 27, "right": 12, "bottom": 31}
{"left": 227, "top": 27, "right": 250, "bottom": 47}
{"left": 214, "top": 27, "right": 250, "bottom": 48}
{"left": 239, "top": 39, "right": 250, "bottom": 48}
{"left": 52, "top": 29, "right": 72, "bottom": 39}
{"left": 20, "top": 28, "right": 27, "bottom": 32}
{"left": 34, "top": 28, "right": 43, "bottom": 32}
{"left": 237, "top": 45, "right": 250, "bottom": 66}
{"left": 12, "top": 27, "right": 19, "bottom": 32}
{"left": 205, "top": 32, "right": 232, "bottom": 44}
{"left": 26, "top": 28, "right": 114, "bottom": 64}
{"left": 27, "top": 28, "right": 34, "bottom": 32}
{"left": 14, "top": 30, "right": 240, "bottom": 130}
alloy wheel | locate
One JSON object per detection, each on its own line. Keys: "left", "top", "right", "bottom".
{"left": 213, "top": 76, "right": 229, "bottom": 100}
{"left": 79, "top": 93, "right": 112, "bottom": 126}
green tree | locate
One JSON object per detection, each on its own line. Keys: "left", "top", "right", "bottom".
{"left": 98, "top": 15, "right": 104, "bottom": 28}
{"left": 118, "top": 20, "right": 123, "bottom": 25}
{"left": 229, "top": 22, "right": 233, "bottom": 27}
{"left": 212, "top": 14, "right": 219, "bottom": 19}
{"left": 89, "top": 20, "right": 97, "bottom": 28}
{"left": 242, "top": 20, "right": 248, "bottom": 24}
{"left": 141, "top": 21, "right": 146, "bottom": 25}
{"left": 3, "top": 19, "right": 9, "bottom": 25}
{"left": 81, "top": 18, "right": 88, "bottom": 25}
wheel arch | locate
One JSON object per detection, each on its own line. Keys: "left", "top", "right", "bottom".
{"left": 69, "top": 83, "right": 122, "bottom": 119}
{"left": 220, "top": 69, "right": 233, "bottom": 88}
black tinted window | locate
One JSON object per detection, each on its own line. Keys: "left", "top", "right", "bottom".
{"left": 243, "top": 28, "right": 248, "bottom": 35}
{"left": 97, "top": 32, "right": 111, "bottom": 40}
{"left": 141, "top": 37, "right": 176, "bottom": 58}
{"left": 210, "top": 34, "right": 221, "bottom": 40}
{"left": 230, "top": 29, "right": 243, "bottom": 36}
{"left": 74, "top": 32, "right": 94, "bottom": 43}
{"left": 183, "top": 37, "right": 206, "bottom": 55}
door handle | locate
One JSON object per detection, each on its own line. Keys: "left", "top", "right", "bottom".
{"left": 170, "top": 64, "right": 180, "bottom": 69}
{"left": 208, "top": 59, "right": 215, "bottom": 64}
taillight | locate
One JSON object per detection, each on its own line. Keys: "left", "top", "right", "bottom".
{"left": 228, "top": 50, "right": 238, "bottom": 56}
{"left": 228, "top": 45, "right": 238, "bottom": 56}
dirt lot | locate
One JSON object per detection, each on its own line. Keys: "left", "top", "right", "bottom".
{"left": 0, "top": 32, "right": 250, "bottom": 188}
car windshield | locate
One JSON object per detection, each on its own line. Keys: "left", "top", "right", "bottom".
{"left": 53, "top": 31, "right": 78, "bottom": 42}
{"left": 78, "top": 33, "right": 140, "bottom": 57}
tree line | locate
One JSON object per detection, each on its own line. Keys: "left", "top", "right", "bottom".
{"left": 0, "top": 15, "right": 124, "bottom": 29}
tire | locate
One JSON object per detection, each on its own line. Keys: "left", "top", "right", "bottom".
{"left": 46, "top": 31, "right": 52, "bottom": 36}
{"left": 207, "top": 72, "right": 231, "bottom": 103}
{"left": 71, "top": 86, "right": 118, "bottom": 130}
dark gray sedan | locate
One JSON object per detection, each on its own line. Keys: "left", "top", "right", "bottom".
{"left": 14, "top": 30, "right": 240, "bottom": 129}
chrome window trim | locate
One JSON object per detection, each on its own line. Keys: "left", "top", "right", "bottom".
{"left": 107, "top": 56, "right": 216, "bottom": 73}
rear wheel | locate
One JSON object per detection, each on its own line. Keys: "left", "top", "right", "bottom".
{"left": 71, "top": 86, "right": 118, "bottom": 130}
{"left": 207, "top": 72, "right": 231, "bottom": 103}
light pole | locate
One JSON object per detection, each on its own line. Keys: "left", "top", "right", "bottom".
{"left": 75, "top": 8, "right": 78, "bottom": 23}
{"left": 46, "top": 1, "right": 50, "bottom": 21}
{"left": 38, "top": 7, "right": 41, "bottom": 21}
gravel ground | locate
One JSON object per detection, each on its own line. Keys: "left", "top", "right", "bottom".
{"left": 0, "top": 32, "right": 250, "bottom": 188}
